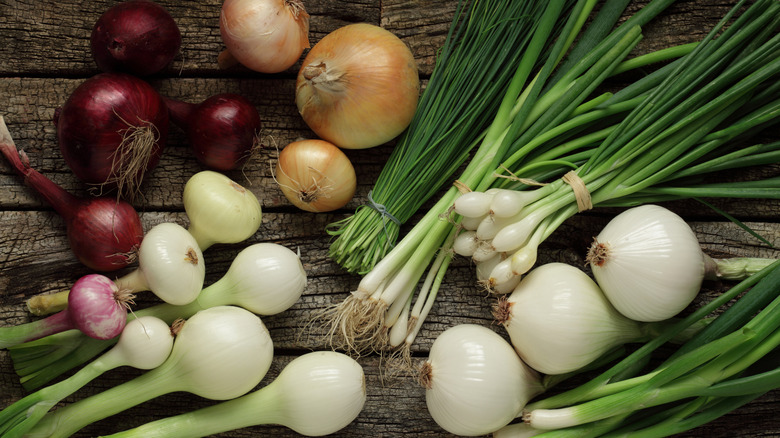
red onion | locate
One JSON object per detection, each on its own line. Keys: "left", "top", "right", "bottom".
{"left": 164, "top": 94, "right": 261, "bottom": 171}
{"left": 91, "top": 0, "right": 182, "bottom": 76}
{"left": 0, "top": 274, "right": 131, "bottom": 348}
{"left": 56, "top": 72, "right": 169, "bottom": 199}
{"left": 0, "top": 116, "right": 144, "bottom": 272}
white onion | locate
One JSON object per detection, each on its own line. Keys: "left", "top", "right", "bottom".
{"left": 108, "top": 316, "right": 174, "bottom": 370}
{"left": 496, "top": 263, "right": 647, "bottom": 375}
{"left": 454, "top": 191, "right": 495, "bottom": 218}
{"left": 421, "top": 324, "right": 542, "bottom": 436}
{"left": 116, "top": 222, "right": 206, "bottom": 306}
{"left": 183, "top": 170, "right": 263, "bottom": 251}
{"left": 587, "top": 204, "right": 705, "bottom": 322}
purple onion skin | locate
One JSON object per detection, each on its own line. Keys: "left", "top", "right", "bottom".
{"left": 91, "top": 0, "right": 182, "bottom": 76}
{"left": 166, "top": 94, "right": 262, "bottom": 171}
{"left": 56, "top": 72, "right": 168, "bottom": 192}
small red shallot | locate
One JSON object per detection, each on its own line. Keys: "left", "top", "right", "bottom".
{"left": 164, "top": 94, "right": 262, "bottom": 171}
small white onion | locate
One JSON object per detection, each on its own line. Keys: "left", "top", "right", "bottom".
{"left": 116, "top": 222, "right": 206, "bottom": 306}
{"left": 199, "top": 243, "right": 307, "bottom": 315}
{"left": 421, "top": 324, "right": 542, "bottom": 436}
{"left": 490, "top": 189, "right": 534, "bottom": 218}
{"left": 461, "top": 213, "right": 486, "bottom": 231}
{"left": 453, "top": 230, "right": 479, "bottom": 257}
{"left": 107, "top": 316, "right": 173, "bottom": 370}
{"left": 184, "top": 170, "right": 262, "bottom": 251}
{"left": 454, "top": 191, "right": 494, "bottom": 218}
{"left": 476, "top": 253, "right": 503, "bottom": 283}
{"left": 587, "top": 204, "right": 705, "bottom": 322}
{"left": 497, "top": 263, "right": 646, "bottom": 375}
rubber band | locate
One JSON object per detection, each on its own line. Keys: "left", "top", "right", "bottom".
{"left": 562, "top": 170, "right": 592, "bottom": 212}
{"left": 366, "top": 190, "right": 401, "bottom": 226}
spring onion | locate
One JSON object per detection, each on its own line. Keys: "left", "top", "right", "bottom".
{"left": 23, "top": 306, "right": 274, "bottom": 438}
{"left": 9, "top": 242, "right": 306, "bottom": 390}
{"left": 312, "top": 0, "right": 684, "bottom": 356}
{"left": 312, "top": 0, "right": 780, "bottom": 361}
{"left": 0, "top": 316, "right": 173, "bottom": 437}
{"left": 103, "top": 351, "right": 366, "bottom": 438}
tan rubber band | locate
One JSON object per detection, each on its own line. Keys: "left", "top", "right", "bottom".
{"left": 562, "top": 170, "right": 592, "bottom": 212}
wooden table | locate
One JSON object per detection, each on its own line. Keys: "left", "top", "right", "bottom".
{"left": 1, "top": 0, "right": 778, "bottom": 436}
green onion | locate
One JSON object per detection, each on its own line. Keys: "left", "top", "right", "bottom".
{"left": 310, "top": 0, "right": 683, "bottom": 356}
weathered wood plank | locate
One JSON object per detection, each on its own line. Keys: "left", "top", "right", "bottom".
{"left": 1, "top": 0, "right": 780, "bottom": 436}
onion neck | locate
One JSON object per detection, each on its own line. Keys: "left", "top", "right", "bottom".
{"left": 301, "top": 62, "right": 348, "bottom": 94}
{"left": 0, "top": 310, "right": 75, "bottom": 349}
{"left": 0, "top": 139, "right": 81, "bottom": 220}
{"left": 163, "top": 96, "right": 197, "bottom": 128}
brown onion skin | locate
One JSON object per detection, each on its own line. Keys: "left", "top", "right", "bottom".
{"left": 91, "top": 0, "right": 182, "bottom": 76}
{"left": 165, "top": 94, "right": 262, "bottom": 171}
{"left": 56, "top": 72, "right": 168, "bottom": 195}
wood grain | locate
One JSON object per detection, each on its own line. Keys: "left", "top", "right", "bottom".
{"left": 1, "top": 0, "right": 779, "bottom": 437}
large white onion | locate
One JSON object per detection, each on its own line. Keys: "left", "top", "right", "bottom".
{"left": 295, "top": 23, "right": 420, "bottom": 149}
{"left": 497, "top": 263, "right": 647, "bottom": 375}
{"left": 421, "top": 324, "right": 542, "bottom": 436}
{"left": 587, "top": 204, "right": 705, "bottom": 322}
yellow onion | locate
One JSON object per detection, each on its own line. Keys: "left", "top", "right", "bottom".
{"left": 219, "top": 0, "right": 310, "bottom": 73}
{"left": 274, "top": 139, "right": 357, "bottom": 212}
{"left": 295, "top": 23, "right": 420, "bottom": 149}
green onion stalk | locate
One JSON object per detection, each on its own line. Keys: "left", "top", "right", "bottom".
{"left": 515, "top": 260, "right": 780, "bottom": 437}
{"left": 325, "top": 0, "right": 580, "bottom": 275}
{"left": 456, "top": 0, "right": 780, "bottom": 296}
{"left": 310, "top": 0, "right": 692, "bottom": 357}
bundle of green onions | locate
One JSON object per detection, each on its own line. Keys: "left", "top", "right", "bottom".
{"left": 313, "top": 0, "right": 780, "bottom": 358}
{"left": 326, "top": 0, "right": 578, "bottom": 274}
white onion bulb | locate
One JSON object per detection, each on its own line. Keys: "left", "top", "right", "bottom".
{"left": 421, "top": 324, "right": 542, "bottom": 436}
{"left": 587, "top": 204, "right": 705, "bottom": 322}
{"left": 184, "top": 170, "right": 263, "bottom": 251}
{"left": 497, "top": 263, "right": 646, "bottom": 375}
{"left": 116, "top": 222, "right": 206, "bottom": 306}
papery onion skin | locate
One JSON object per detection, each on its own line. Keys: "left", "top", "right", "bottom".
{"left": 588, "top": 205, "right": 705, "bottom": 322}
{"left": 275, "top": 139, "right": 356, "bottom": 212}
{"left": 295, "top": 23, "right": 420, "bottom": 149}
{"left": 499, "top": 263, "right": 644, "bottom": 375}
{"left": 423, "top": 324, "right": 542, "bottom": 436}
{"left": 220, "top": 0, "right": 310, "bottom": 73}
{"left": 56, "top": 72, "right": 169, "bottom": 197}
{"left": 91, "top": 0, "right": 182, "bottom": 76}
